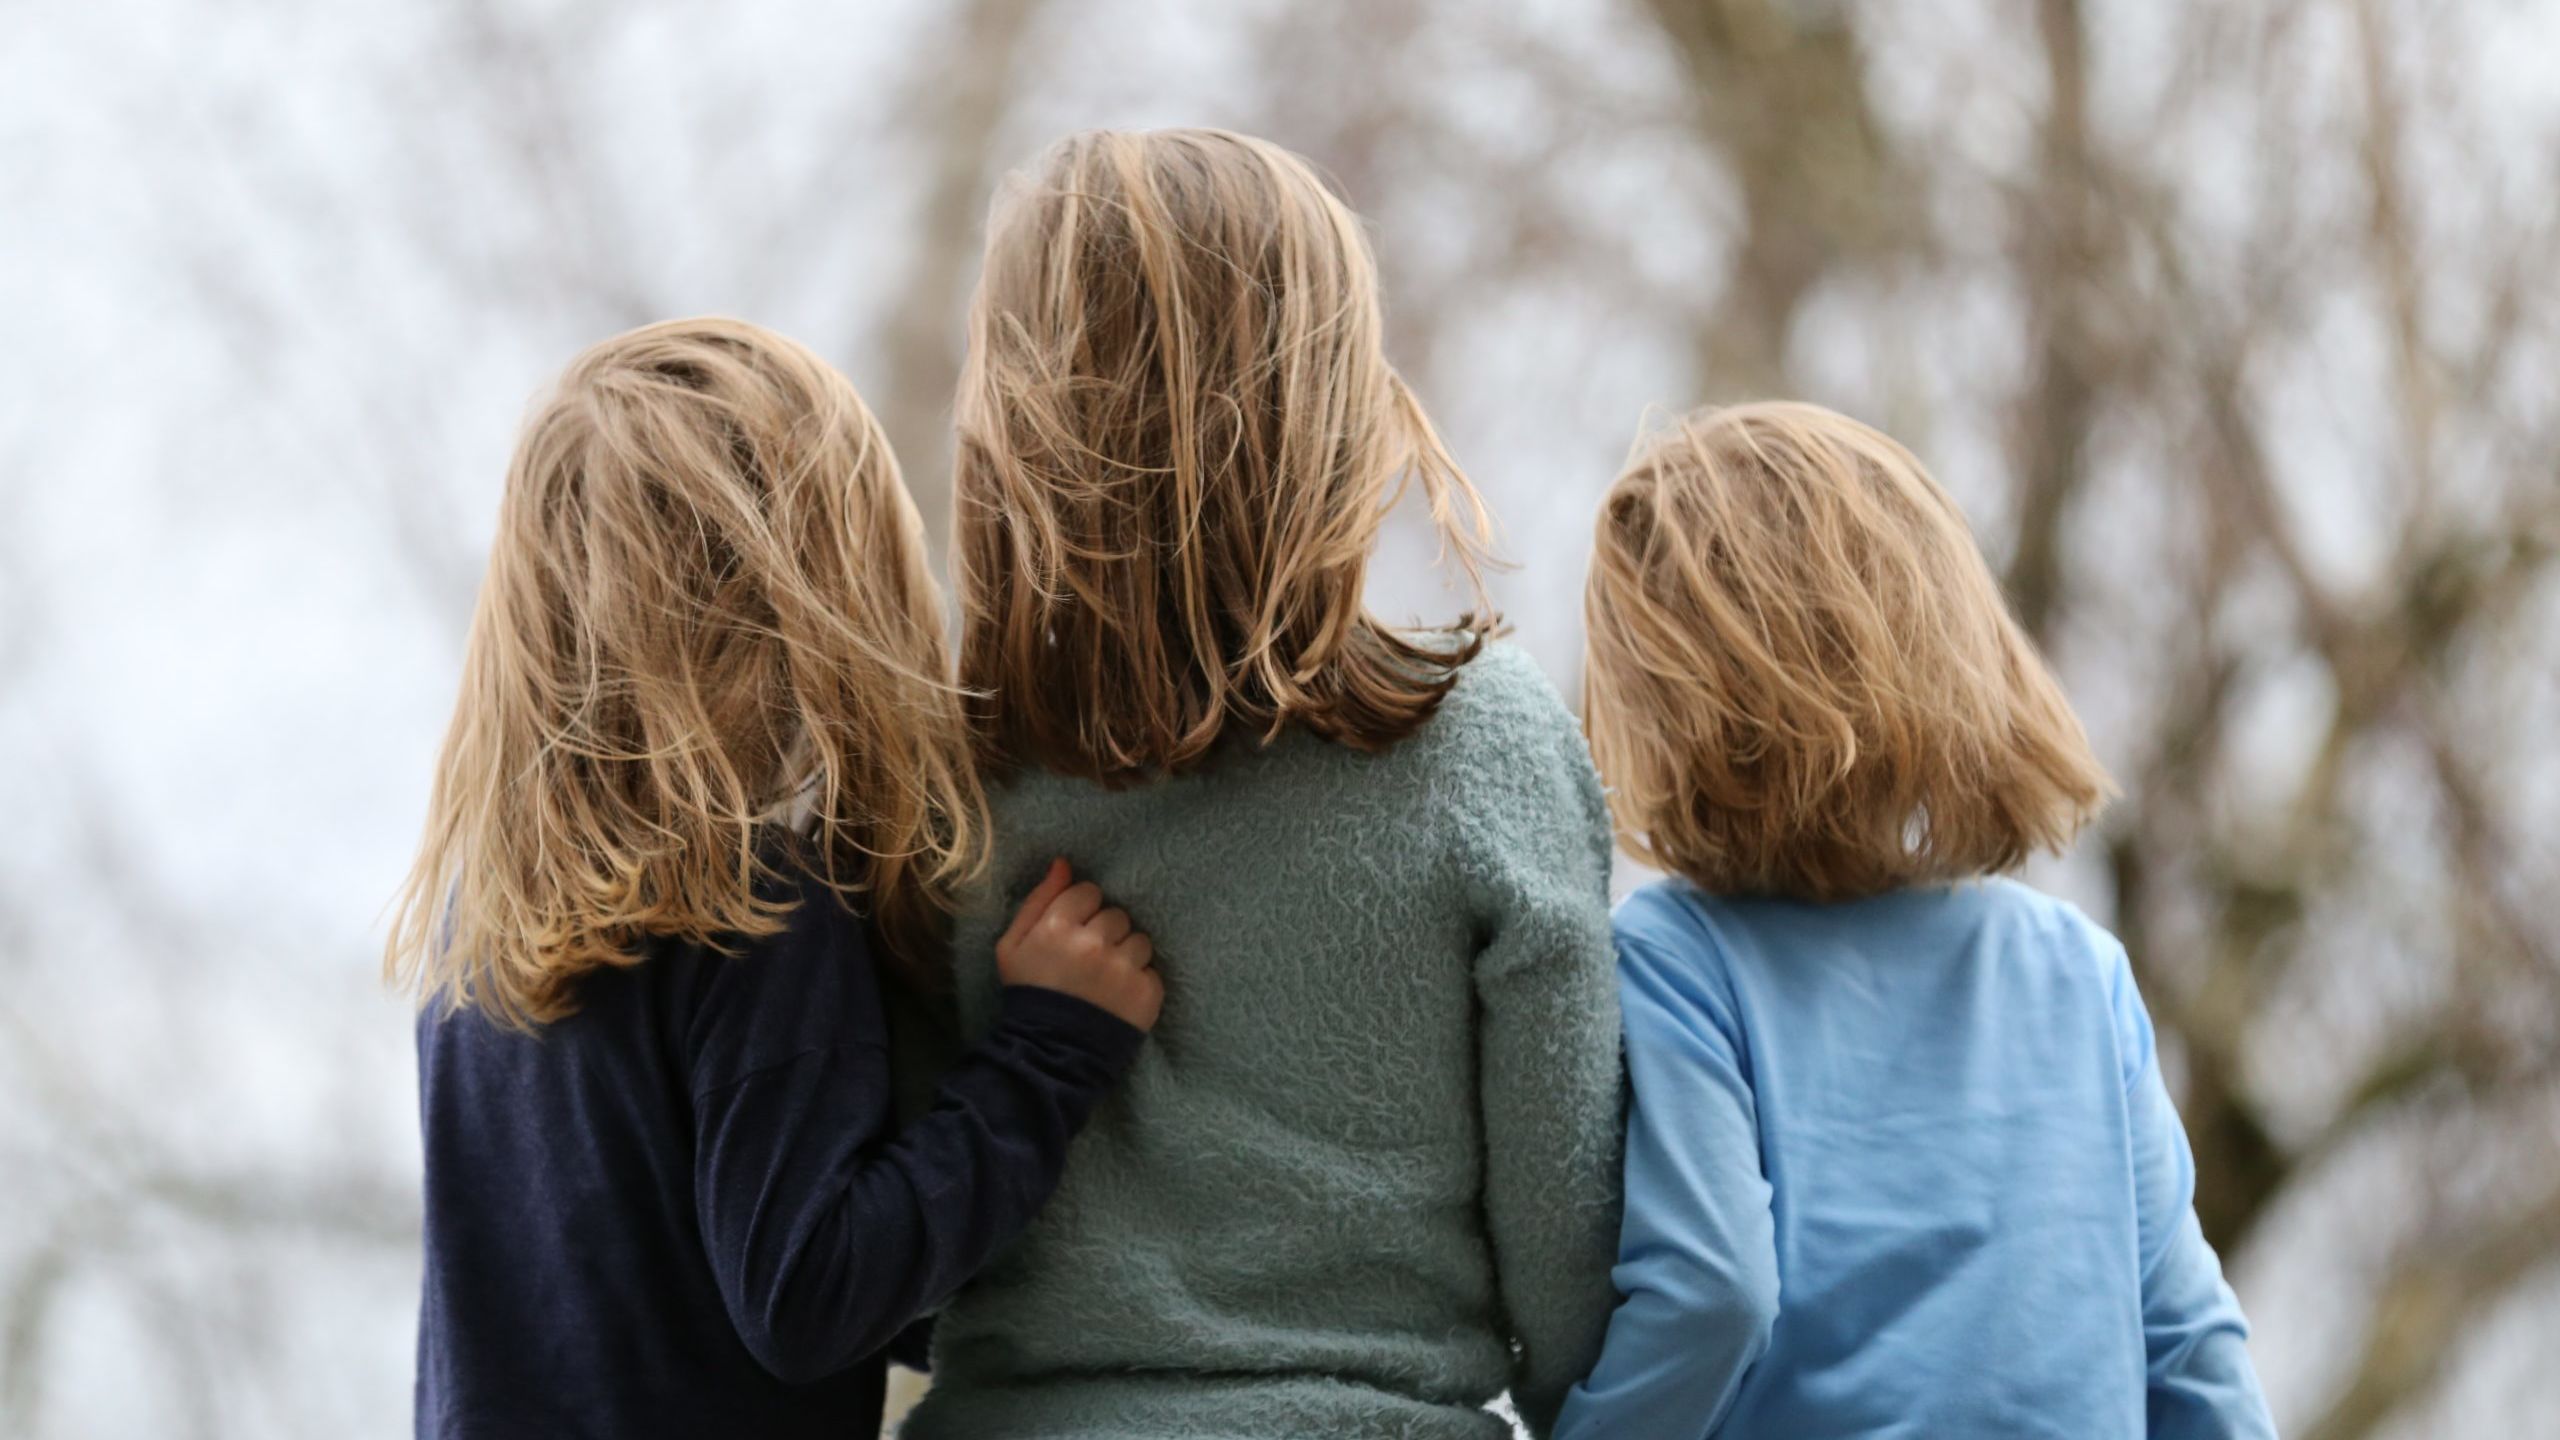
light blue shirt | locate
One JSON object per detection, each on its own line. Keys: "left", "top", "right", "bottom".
{"left": 1555, "top": 877, "right": 2275, "bottom": 1440}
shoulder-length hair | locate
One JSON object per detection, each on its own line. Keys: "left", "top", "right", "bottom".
{"left": 1583, "top": 402, "right": 2112, "bottom": 900}
{"left": 384, "top": 317, "right": 984, "bottom": 1028}
{"left": 952, "top": 127, "right": 1494, "bottom": 783}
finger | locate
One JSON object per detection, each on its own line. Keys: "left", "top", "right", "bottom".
{"left": 1127, "top": 958, "right": 1165, "bottom": 1029}
{"left": 999, "top": 859, "right": 1073, "bottom": 952}
{"left": 1089, "top": 907, "right": 1133, "bottom": 945}
{"left": 1043, "top": 881, "right": 1105, "bottom": 930}
{"left": 1115, "top": 934, "right": 1154, "bottom": 971}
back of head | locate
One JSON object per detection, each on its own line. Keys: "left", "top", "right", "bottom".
{"left": 954, "top": 127, "right": 1493, "bottom": 783}
{"left": 386, "top": 317, "right": 983, "bottom": 1027}
{"left": 1583, "top": 401, "right": 2111, "bottom": 900}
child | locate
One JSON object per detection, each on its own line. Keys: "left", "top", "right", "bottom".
{"left": 898, "top": 130, "right": 1623, "bottom": 1440}
{"left": 1560, "top": 402, "right": 2276, "bottom": 1438}
{"left": 383, "top": 318, "right": 1163, "bottom": 1440}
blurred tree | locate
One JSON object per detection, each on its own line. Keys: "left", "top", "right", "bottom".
{"left": 1643, "top": 0, "right": 1916, "bottom": 396}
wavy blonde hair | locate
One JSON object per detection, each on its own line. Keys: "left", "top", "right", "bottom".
{"left": 1583, "top": 402, "right": 2111, "bottom": 900}
{"left": 385, "top": 317, "right": 984, "bottom": 1028}
{"left": 953, "top": 128, "right": 1494, "bottom": 782}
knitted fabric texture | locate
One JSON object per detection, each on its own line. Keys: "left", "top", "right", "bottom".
{"left": 904, "top": 643, "right": 1624, "bottom": 1440}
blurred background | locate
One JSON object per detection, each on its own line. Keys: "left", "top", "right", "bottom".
{"left": 4, "top": 0, "right": 2556, "bottom": 1435}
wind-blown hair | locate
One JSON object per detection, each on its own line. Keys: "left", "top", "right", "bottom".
{"left": 385, "top": 317, "right": 984, "bottom": 1027}
{"left": 1583, "top": 402, "right": 2111, "bottom": 900}
{"left": 953, "top": 127, "right": 1493, "bottom": 782}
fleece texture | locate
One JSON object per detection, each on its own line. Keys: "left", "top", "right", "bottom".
{"left": 901, "top": 642, "right": 1624, "bottom": 1440}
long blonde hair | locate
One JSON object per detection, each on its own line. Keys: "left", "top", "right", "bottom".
{"left": 1583, "top": 402, "right": 2112, "bottom": 900}
{"left": 953, "top": 127, "right": 1494, "bottom": 782}
{"left": 385, "top": 317, "right": 984, "bottom": 1027}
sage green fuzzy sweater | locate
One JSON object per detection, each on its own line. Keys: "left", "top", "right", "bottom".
{"left": 902, "top": 643, "right": 1623, "bottom": 1440}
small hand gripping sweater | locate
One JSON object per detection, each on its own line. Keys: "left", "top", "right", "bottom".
{"left": 903, "top": 643, "right": 1625, "bottom": 1440}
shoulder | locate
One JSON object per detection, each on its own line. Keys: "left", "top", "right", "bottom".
{"left": 1611, "top": 880, "right": 1747, "bottom": 1038}
{"left": 1613, "top": 879, "right": 1712, "bottom": 950}
{"left": 1410, "top": 639, "right": 1596, "bottom": 791}
{"left": 1612, "top": 880, "right": 1744, "bottom": 982}
{"left": 1432, "top": 638, "right": 1579, "bottom": 739}
{"left": 1417, "top": 640, "right": 1610, "bottom": 868}
{"left": 1971, "top": 876, "right": 2127, "bottom": 973}
{"left": 739, "top": 847, "right": 876, "bottom": 975}
{"left": 1968, "top": 876, "right": 2150, "bottom": 1060}
{"left": 680, "top": 850, "right": 887, "bottom": 1091}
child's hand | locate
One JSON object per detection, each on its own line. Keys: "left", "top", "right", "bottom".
{"left": 996, "top": 859, "right": 1163, "bottom": 1032}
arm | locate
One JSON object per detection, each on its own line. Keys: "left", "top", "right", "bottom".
{"left": 1554, "top": 935, "right": 1778, "bottom": 1440}
{"left": 2113, "top": 954, "right": 2277, "bottom": 1440}
{"left": 692, "top": 863, "right": 1154, "bottom": 1384}
{"left": 694, "top": 986, "right": 1137, "bottom": 1383}
{"left": 1461, "top": 668, "right": 1627, "bottom": 1435}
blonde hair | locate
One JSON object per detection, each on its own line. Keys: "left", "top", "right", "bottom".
{"left": 953, "top": 127, "right": 1494, "bottom": 782}
{"left": 385, "top": 317, "right": 984, "bottom": 1028}
{"left": 1583, "top": 402, "right": 2111, "bottom": 900}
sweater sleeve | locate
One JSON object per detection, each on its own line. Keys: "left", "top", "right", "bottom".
{"left": 1455, "top": 653, "right": 1627, "bottom": 1436}
{"left": 2109, "top": 949, "right": 2277, "bottom": 1440}
{"left": 1552, "top": 933, "right": 1778, "bottom": 1440}
{"left": 686, "top": 888, "right": 1142, "bottom": 1385}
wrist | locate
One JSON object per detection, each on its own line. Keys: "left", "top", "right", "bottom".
{"left": 996, "top": 984, "right": 1146, "bottom": 1075}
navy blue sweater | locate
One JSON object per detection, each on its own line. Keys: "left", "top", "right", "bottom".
{"left": 413, "top": 864, "right": 1141, "bottom": 1439}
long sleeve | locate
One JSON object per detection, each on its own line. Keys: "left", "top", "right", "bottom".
{"left": 1553, "top": 934, "right": 1779, "bottom": 1440}
{"left": 2111, "top": 954, "right": 2277, "bottom": 1440}
{"left": 1460, "top": 680, "right": 1626, "bottom": 1436}
{"left": 687, "top": 888, "right": 1141, "bottom": 1385}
